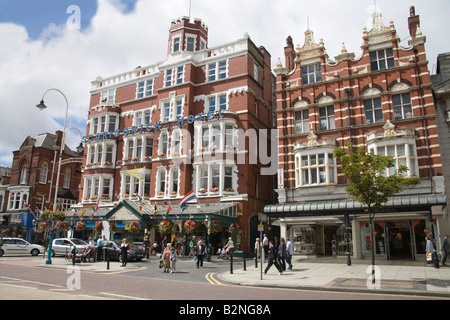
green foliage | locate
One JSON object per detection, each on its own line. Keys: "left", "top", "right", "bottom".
{"left": 333, "top": 143, "right": 420, "bottom": 218}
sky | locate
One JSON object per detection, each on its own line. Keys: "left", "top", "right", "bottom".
{"left": 0, "top": 0, "right": 449, "bottom": 168}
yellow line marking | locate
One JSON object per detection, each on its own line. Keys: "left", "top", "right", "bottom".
{"left": 206, "top": 272, "right": 227, "bottom": 286}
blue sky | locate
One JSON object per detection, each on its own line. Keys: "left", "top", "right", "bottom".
{"left": 0, "top": 0, "right": 449, "bottom": 168}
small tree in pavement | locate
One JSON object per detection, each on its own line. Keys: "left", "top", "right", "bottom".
{"left": 334, "top": 143, "right": 420, "bottom": 283}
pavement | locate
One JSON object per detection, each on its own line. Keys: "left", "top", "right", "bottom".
{"left": 218, "top": 255, "right": 450, "bottom": 298}
{"left": 1, "top": 254, "right": 450, "bottom": 299}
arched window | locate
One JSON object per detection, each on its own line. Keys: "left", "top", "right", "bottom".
{"left": 63, "top": 168, "right": 71, "bottom": 189}
{"left": 39, "top": 161, "right": 49, "bottom": 184}
{"left": 391, "top": 83, "right": 413, "bottom": 120}
{"left": 363, "top": 88, "right": 383, "bottom": 124}
{"left": 293, "top": 100, "right": 309, "bottom": 134}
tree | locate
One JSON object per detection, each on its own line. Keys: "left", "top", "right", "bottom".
{"left": 334, "top": 143, "right": 420, "bottom": 283}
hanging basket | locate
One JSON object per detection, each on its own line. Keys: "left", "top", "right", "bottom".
{"left": 228, "top": 222, "right": 241, "bottom": 235}
{"left": 210, "top": 220, "right": 222, "bottom": 234}
{"left": 159, "top": 219, "right": 171, "bottom": 234}
{"left": 76, "top": 221, "right": 86, "bottom": 231}
{"left": 95, "top": 221, "right": 103, "bottom": 231}
{"left": 184, "top": 219, "right": 195, "bottom": 234}
{"left": 110, "top": 222, "right": 117, "bottom": 232}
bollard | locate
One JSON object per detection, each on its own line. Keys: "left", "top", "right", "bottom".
{"left": 72, "top": 252, "right": 75, "bottom": 266}
{"left": 230, "top": 251, "right": 233, "bottom": 274}
{"left": 243, "top": 251, "right": 246, "bottom": 271}
{"left": 106, "top": 249, "right": 110, "bottom": 270}
{"left": 255, "top": 253, "right": 258, "bottom": 268}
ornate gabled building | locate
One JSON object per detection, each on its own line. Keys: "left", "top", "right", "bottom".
{"left": 2, "top": 131, "right": 83, "bottom": 242}
{"left": 266, "top": 7, "right": 447, "bottom": 260}
{"left": 75, "top": 17, "right": 275, "bottom": 251}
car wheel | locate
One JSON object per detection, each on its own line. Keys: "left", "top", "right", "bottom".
{"left": 31, "top": 249, "right": 39, "bottom": 256}
{"left": 51, "top": 249, "right": 55, "bottom": 257}
{"left": 118, "top": 253, "right": 122, "bottom": 262}
{"left": 0, "top": 249, "right": 3, "bottom": 257}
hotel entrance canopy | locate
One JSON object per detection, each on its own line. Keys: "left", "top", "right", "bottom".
{"left": 105, "top": 200, "right": 238, "bottom": 227}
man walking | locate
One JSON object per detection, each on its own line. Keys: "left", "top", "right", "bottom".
{"left": 286, "top": 237, "right": 294, "bottom": 270}
{"left": 442, "top": 234, "right": 450, "bottom": 266}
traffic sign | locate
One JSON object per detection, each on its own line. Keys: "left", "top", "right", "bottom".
{"left": 258, "top": 224, "right": 264, "bottom": 232}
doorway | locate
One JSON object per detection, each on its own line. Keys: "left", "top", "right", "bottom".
{"left": 386, "top": 221, "right": 413, "bottom": 260}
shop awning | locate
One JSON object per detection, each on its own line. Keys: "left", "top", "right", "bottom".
{"left": 264, "top": 194, "right": 446, "bottom": 217}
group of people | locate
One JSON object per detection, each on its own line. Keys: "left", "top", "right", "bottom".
{"left": 255, "top": 234, "right": 294, "bottom": 275}
{"left": 426, "top": 234, "right": 450, "bottom": 267}
{"left": 68, "top": 244, "right": 95, "bottom": 263}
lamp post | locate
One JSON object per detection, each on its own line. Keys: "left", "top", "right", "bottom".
{"left": 205, "top": 216, "right": 211, "bottom": 262}
{"left": 37, "top": 88, "right": 69, "bottom": 264}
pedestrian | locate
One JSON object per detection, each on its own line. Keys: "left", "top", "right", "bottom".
{"left": 160, "top": 235, "right": 168, "bottom": 255}
{"left": 426, "top": 236, "right": 435, "bottom": 266}
{"left": 264, "top": 241, "right": 283, "bottom": 275}
{"left": 162, "top": 243, "right": 172, "bottom": 272}
{"left": 181, "top": 235, "right": 187, "bottom": 256}
{"left": 254, "top": 238, "right": 260, "bottom": 261}
{"left": 195, "top": 240, "right": 206, "bottom": 268}
{"left": 441, "top": 234, "right": 450, "bottom": 266}
{"left": 153, "top": 242, "right": 157, "bottom": 255}
{"left": 96, "top": 235, "right": 103, "bottom": 261}
{"left": 224, "top": 237, "right": 234, "bottom": 256}
{"left": 172, "top": 237, "right": 178, "bottom": 255}
{"left": 278, "top": 237, "right": 287, "bottom": 271}
{"left": 120, "top": 238, "right": 129, "bottom": 267}
{"left": 286, "top": 237, "right": 294, "bottom": 270}
{"left": 170, "top": 246, "right": 178, "bottom": 273}
{"left": 262, "top": 234, "right": 268, "bottom": 261}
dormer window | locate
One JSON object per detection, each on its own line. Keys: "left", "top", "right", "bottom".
{"left": 301, "top": 63, "right": 322, "bottom": 85}
{"left": 370, "top": 48, "right": 395, "bottom": 71}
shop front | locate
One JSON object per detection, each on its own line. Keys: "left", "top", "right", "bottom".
{"left": 358, "top": 217, "right": 438, "bottom": 260}
{"left": 265, "top": 194, "right": 447, "bottom": 261}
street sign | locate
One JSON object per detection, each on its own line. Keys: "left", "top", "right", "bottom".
{"left": 258, "top": 224, "right": 264, "bottom": 232}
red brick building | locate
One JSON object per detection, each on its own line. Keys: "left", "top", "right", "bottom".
{"left": 76, "top": 17, "right": 275, "bottom": 251}
{"left": 265, "top": 8, "right": 447, "bottom": 260}
{"left": 3, "top": 131, "right": 83, "bottom": 242}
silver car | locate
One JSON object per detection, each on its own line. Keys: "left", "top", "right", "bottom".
{"left": 51, "top": 238, "right": 88, "bottom": 257}
{"left": 0, "top": 237, "right": 45, "bottom": 256}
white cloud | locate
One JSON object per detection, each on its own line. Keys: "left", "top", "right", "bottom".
{"left": 0, "top": 0, "right": 448, "bottom": 167}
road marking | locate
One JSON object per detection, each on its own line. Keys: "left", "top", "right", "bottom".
{"left": 0, "top": 276, "right": 63, "bottom": 288}
{"left": 205, "top": 272, "right": 227, "bottom": 286}
{"left": 94, "top": 266, "right": 148, "bottom": 275}
{"left": 99, "top": 292, "right": 150, "bottom": 300}
{"left": 1, "top": 283, "right": 38, "bottom": 290}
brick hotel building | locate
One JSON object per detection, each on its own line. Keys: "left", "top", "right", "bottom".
{"left": 75, "top": 17, "right": 275, "bottom": 251}
{"left": 265, "top": 7, "right": 449, "bottom": 260}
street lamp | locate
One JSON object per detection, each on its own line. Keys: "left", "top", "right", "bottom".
{"left": 204, "top": 216, "right": 211, "bottom": 262}
{"left": 37, "top": 88, "right": 69, "bottom": 264}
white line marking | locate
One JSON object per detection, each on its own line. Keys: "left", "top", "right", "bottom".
{"left": 0, "top": 276, "right": 63, "bottom": 288}
{"left": 99, "top": 292, "right": 150, "bottom": 300}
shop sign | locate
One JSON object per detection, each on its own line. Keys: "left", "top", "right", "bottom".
{"left": 424, "top": 228, "right": 430, "bottom": 234}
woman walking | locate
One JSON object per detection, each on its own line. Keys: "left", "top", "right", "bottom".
{"left": 120, "top": 238, "right": 129, "bottom": 267}
{"left": 162, "top": 243, "right": 172, "bottom": 272}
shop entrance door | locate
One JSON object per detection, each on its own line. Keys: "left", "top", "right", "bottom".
{"left": 386, "top": 221, "right": 413, "bottom": 260}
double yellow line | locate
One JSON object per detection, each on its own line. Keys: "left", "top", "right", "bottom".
{"left": 205, "top": 272, "right": 226, "bottom": 286}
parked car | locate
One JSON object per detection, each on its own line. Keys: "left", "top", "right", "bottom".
{"left": 103, "top": 240, "right": 144, "bottom": 262}
{"left": 51, "top": 238, "right": 88, "bottom": 257}
{"left": 0, "top": 237, "right": 45, "bottom": 257}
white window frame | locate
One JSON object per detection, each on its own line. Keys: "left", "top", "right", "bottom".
{"left": 39, "top": 162, "right": 49, "bottom": 185}
{"left": 294, "top": 148, "right": 336, "bottom": 187}
{"left": 368, "top": 140, "right": 418, "bottom": 177}
{"left": 207, "top": 60, "right": 227, "bottom": 82}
